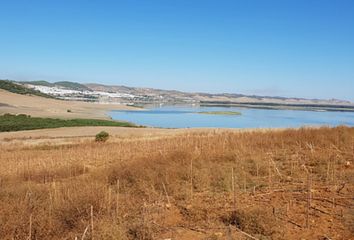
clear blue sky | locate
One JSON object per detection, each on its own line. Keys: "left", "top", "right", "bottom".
{"left": 1, "top": 0, "right": 353, "bottom": 100}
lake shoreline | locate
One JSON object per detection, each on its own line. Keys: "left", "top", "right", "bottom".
{"left": 200, "top": 101, "right": 354, "bottom": 112}
{"left": 109, "top": 105, "right": 354, "bottom": 129}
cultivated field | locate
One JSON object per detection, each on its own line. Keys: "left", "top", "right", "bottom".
{"left": 0, "top": 127, "right": 353, "bottom": 239}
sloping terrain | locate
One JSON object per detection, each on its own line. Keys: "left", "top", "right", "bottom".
{"left": 0, "top": 127, "right": 353, "bottom": 239}
{"left": 86, "top": 83, "right": 354, "bottom": 107}
{"left": 4, "top": 79, "right": 353, "bottom": 111}
{"left": 21, "top": 80, "right": 91, "bottom": 91}
{"left": 3, "top": 80, "right": 352, "bottom": 110}
{"left": 0, "top": 80, "right": 54, "bottom": 98}
{"left": 0, "top": 89, "right": 135, "bottom": 120}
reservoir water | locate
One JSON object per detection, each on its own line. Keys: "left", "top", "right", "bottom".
{"left": 110, "top": 106, "right": 354, "bottom": 128}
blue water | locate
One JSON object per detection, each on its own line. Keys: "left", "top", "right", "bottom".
{"left": 110, "top": 106, "right": 354, "bottom": 128}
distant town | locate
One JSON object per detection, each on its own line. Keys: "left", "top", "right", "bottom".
{"left": 13, "top": 80, "right": 354, "bottom": 112}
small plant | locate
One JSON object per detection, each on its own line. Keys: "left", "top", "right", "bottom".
{"left": 67, "top": 109, "right": 72, "bottom": 113}
{"left": 95, "top": 131, "right": 109, "bottom": 142}
{"left": 221, "top": 209, "right": 274, "bottom": 236}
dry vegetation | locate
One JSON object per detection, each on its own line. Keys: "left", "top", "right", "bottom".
{"left": 0, "top": 89, "right": 135, "bottom": 120}
{"left": 0, "top": 127, "right": 353, "bottom": 240}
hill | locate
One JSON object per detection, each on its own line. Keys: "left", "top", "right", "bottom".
{"left": 55, "top": 81, "right": 91, "bottom": 91}
{"left": 85, "top": 83, "right": 354, "bottom": 110}
{"left": 0, "top": 80, "right": 54, "bottom": 98}
{"left": 21, "top": 80, "right": 54, "bottom": 87}
{"left": 10, "top": 80, "right": 354, "bottom": 111}
{"left": 0, "top": 88, "right": 136, "bottom": 120}
{"left": 22, "top": 80, "right": 91, "bottom": 91}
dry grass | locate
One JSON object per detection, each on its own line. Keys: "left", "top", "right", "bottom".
{"left": 0, "top": 126, "right": 353, "bottom": 239}
{"left": 0, "top": 89, "right": 136, "bottom": 120}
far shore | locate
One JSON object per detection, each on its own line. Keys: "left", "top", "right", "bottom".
{"left": 197, "top": 111, "right": 241, "bottom": 115}
{"left": 200, "top": 101, "right": 354, "bottom": 112}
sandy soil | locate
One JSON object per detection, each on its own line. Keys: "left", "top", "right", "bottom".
{"left": 0, "top": 89, "right": 136, "bottom": 120}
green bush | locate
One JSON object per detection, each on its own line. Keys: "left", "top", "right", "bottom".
{"left": 95, "top": 131, "right": 109, "bottom": 142}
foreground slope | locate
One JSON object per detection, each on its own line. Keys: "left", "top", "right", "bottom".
{"left": 0, "top": 127, "right": 352, "bottom": 239}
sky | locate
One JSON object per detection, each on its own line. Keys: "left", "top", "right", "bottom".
{"left": 0, "top": 0, "right": 353, "bottom": 101}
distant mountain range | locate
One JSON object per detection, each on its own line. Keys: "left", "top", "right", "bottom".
{"left": 1, "top": 79, "right": 353, "bottom": 111}
{"left": 86, "top": 82, "right": 352, "bottom": 104}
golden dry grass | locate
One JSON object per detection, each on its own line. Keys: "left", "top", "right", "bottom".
{"left": 0, "top": 126, "right": 353, "bottom": 239}
{"left": 0, "top": 89, "right": 136, "bottom": 120}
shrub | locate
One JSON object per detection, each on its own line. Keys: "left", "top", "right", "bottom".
{"left": 95, "top": 131, "right": 109, "bottom": 142}
{"left": 221, "top": 208, "right": 275, "bottom": 237}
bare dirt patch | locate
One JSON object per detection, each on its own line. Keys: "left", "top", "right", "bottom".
{"left": 0, "top": 103, "right": 12, "bottom": 107}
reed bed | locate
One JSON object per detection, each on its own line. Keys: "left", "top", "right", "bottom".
{"left": 0, "top": 126, "right": 353, "bottom": 239}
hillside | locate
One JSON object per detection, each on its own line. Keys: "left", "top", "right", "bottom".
{"left": 0, "top": 88, "right": 135, "bottom": 120}
{"left": 22, "top": 80, "right": 90, "bottom": 91}
{"left": 85, "top": 83, "right": 354, "bottom": 111}
{"left": 0, "top": 80, "right": 54, "bottom": 98}
{"left": 55, "top": 81, "right": 91, "bottom": 91}
{"left": 5, "top": 80, "right": 354, "bottom": 111}
{"left": 85, "top": 83, "right": 353, "bottom": 105}
{"left": 0, "top": 127, "right": 353, "bottom": 239}
{"left": 20, "top": 80, "right": 54, "bottom": 87}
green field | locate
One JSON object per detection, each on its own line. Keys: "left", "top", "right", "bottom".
{"left": 197, "top": 111, "right": 242, "bottom": 115}
{"left": 0, "top": 114, "right": 137, "bottom": 132}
